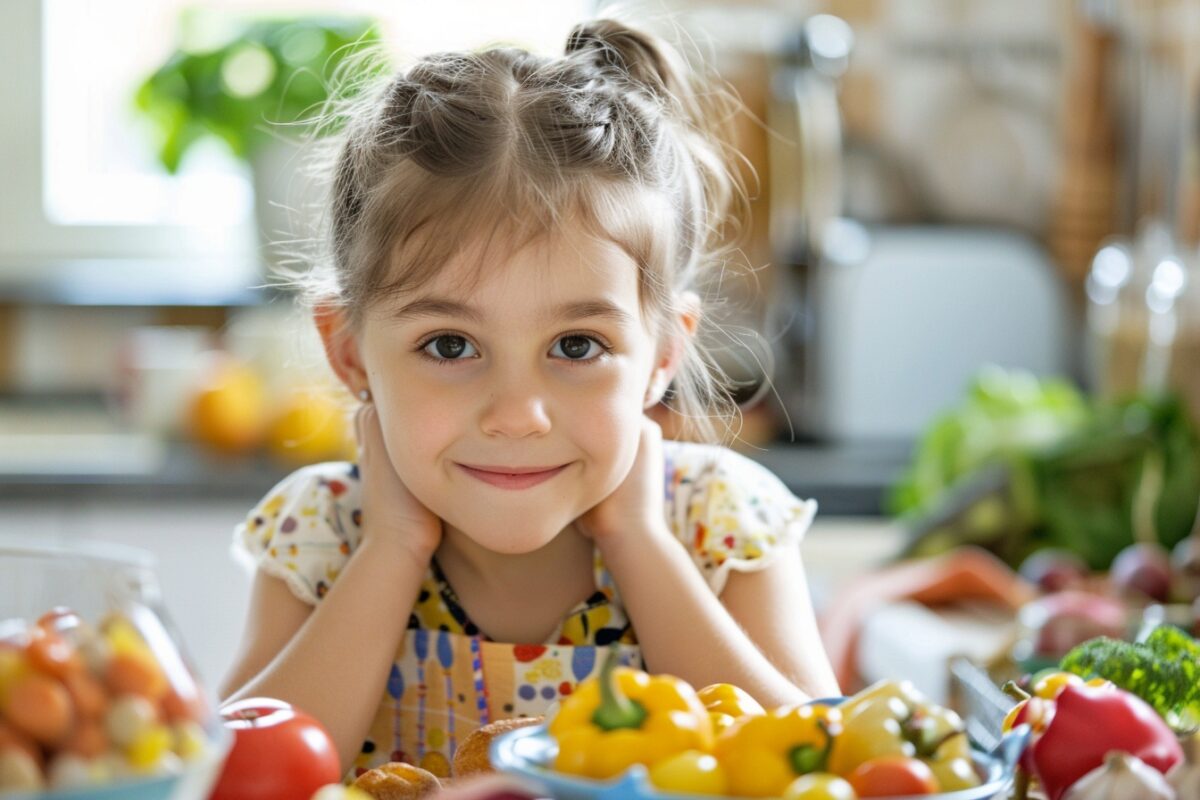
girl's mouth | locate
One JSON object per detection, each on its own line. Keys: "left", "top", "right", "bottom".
{"left": 456, "top": 463, "right": 570, "bottom": 490}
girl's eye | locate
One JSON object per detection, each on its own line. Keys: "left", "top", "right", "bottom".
{"left": 417, "top": 333, "right": 611, "bottom": 364}
{"left": 420, "top": 335, "right": 477, "bottom": 361}
{"left": 552, "top": 335, "right": 609, "bottom": 362}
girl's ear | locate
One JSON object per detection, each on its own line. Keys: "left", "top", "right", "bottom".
{"left": 644, "top": 291, "right": 701, "bottom": 409}
{"left": 313, "top": 300, "right": 369, "bottom": 396}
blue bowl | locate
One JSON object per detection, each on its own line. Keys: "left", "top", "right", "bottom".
{"left": 490, "top": 705, "right": 1030, "bottom": 800}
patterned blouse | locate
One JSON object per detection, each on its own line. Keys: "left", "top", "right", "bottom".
{"left": 232, "top": 438, "right": 817, "bottom": 781}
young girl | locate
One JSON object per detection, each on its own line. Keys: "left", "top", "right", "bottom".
{"left": 221, "top": 16, "right": 839, "bottom": 780}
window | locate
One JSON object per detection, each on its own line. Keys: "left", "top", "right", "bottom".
{"left": 0, "top": 0, "right": 592, "bottom": 276}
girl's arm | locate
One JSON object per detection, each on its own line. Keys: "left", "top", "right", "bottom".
{"left": 718, "top": 545, "right": 841, "bottom": 698}
{"left": 220, "top": 537, "right": 429, "bottom": 772}
{"left": 599, "top": 525, "right": 833, "bottom": 708}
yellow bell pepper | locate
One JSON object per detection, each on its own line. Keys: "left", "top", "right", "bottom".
{"left": 827, "top": 693, "right": 918, "bottom": 776}
{"left": 698, "top": 683, "right": 766, "bottom": 737}
{"left": 714, "top": 704, "right": 843, "bottom": 798}
{"left": 549, "top": 649, "right": 714, "bottom": 780}
{"left": 698, "top": 683, "right": 766, "bottom": 719}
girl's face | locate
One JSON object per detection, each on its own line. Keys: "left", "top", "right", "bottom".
{"left": 355, "top": 232, "right": 665, "bottom": 554}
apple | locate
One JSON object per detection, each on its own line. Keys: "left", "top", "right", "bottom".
{"left": 1171, "top": 534, "right": 1200, "bottom": 603}
{"left": 1022, "top": 590, "right": 1129, "bottom": 659}
{"left": 1110, "top": 543, "right": 1173, "bottom": 603}
{"left": 1019, "top": 549, "right": 1090, "bottom": 593}
{"left": 209, "top": 698, "right": 341, "bottom": 800}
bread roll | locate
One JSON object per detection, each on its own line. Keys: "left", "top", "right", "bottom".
{"left": 451, "top": 716, "right": 544, "bottom": 777}
{"left": 352, "top": 761, "right": 441, "bottom": 800}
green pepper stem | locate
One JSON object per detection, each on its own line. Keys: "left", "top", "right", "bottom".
{"left": 1014, "top": 767, "right": 1030, "bottom": 800}
{"left": 1002, "top": 680, "right": 1032, "bottom": 702}
{"left": 591, "top": 646, "right": 648, "bottom": 732}
{"left": 789, "top": 744, "right": 823, "bottom": 775}
{"left": 788, "top": 718, "right": 836, "bottom": 775}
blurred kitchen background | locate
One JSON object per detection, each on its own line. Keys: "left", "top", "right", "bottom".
{"left": 3, "top": 0, "right": 1200, "bottom": 700}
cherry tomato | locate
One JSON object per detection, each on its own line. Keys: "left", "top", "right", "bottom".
{"left": 648, "top": 749, "right": 728, "bottom": 796}
{"left": 847, "top": 755, "right": 938, "bottom": 797}
{"left": 827, "top": 697, "right": 914, "bottom": 776}
{"left": 209, "top": 698, "right": 341, "bottom": 800}
{"left": 782, "top": 772, "right": 859, "bottom": 800}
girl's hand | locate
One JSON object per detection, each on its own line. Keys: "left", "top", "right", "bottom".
{"left": 576, "top": 416, "right": 670, "bottom": 547}
{"left": 354, "top": 401, "right": 443, "bottom": 563}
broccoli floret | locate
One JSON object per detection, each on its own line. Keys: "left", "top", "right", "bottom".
{"left": 1060, "top": 627, "right": 1200, "bottom": 732}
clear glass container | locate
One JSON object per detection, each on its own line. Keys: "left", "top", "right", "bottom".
{"left": 1165, "top": 249, "right": 1200, "bottom": 426}
{"left": 1086, "top": 221, "right": 1200, "bottom": 426}
{"left": 0, "top": 540, "right": 230, "bottom": 799}
{"left": 1084, "top": 226, "right": 1157, "bottom": 399}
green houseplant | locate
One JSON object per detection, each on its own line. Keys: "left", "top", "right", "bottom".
{"left": 135, "top": 14, "right": 386, "bottom": 172}
{"left": 135, "top": 14, "right": 388, "bottom": 267}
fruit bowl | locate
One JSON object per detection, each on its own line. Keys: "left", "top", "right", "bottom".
{"left": 0, "top": 540, "right": 231, "bottom": 798}
{"left": 489, "top": 721, "right": 1030, "bottom": 800}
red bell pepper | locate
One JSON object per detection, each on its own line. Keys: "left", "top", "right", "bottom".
{"left": 1022, "top": 683, "right": 1183, "bottom": 800}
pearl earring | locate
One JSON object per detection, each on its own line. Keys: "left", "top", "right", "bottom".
{"left": 647, "top": 376, "right": 664, "bottom": 404}
{"left": 358, "top": 388, "right": 371, "bottom": 402}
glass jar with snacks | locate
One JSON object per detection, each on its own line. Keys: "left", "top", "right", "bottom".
{"left": 0, "top": 540, "right": 230, "bottom": 798}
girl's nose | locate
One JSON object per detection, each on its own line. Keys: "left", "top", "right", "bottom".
{"left": 479, "top": 384, "right": 553, "bottom": 438}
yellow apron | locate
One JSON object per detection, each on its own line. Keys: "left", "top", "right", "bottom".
{"left": 349, "top": 556, "right": 642, "bottom": 781}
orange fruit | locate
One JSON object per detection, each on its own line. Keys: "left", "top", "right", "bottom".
{"left": 188, "top": 353, "right": 268, "bottom": 454}
{"left": 266, "top": 388, "right": 351, "bottom": 465}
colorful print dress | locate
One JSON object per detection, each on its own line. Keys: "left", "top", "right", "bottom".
{"left": 231, "top": 439, "right": 817, "bottom": 780}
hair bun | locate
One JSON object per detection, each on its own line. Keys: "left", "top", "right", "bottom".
{"left": 565, "top": 19, "right": 672, "bottom": 102}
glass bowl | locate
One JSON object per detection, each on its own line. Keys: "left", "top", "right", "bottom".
{"left": 0, "top": 539, "right": 230, "bottom": 798}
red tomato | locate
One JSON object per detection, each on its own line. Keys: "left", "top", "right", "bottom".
{"left": 209, "top": 698, "right": 341, "bottom": 800}
{"left": 848, "top": 755, "right": 939, "bottom": 797}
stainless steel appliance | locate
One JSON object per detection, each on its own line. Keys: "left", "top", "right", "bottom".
{"left": 765, "top": 16, "right": 1073, "bottom": 443}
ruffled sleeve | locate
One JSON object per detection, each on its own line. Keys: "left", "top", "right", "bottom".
{"left": 231, "top": 462, "right": 364, "bottom": 605}
{"left": 665, "top": 442, "right": 818, "bottom": 596}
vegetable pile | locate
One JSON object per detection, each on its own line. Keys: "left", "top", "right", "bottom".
{"left": 1060, "top": 625, "right": 1200, "bottom": 732}
{"left": 547, "top": 650, "right": 983, "bottom": 798}
{"left": 891, "top": 368, "right": 1200, "bottom": 571}
{"left": 996, "top": 624, "right": 1200, "bottom": 799}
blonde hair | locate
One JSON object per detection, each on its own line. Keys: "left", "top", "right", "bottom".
{"left": 288, "top": 17, "right": 761, "bottom": 445}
